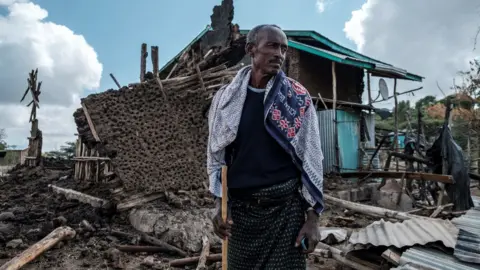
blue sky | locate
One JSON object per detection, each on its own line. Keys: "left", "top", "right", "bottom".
{"left": 33, "top": 0, "right": 364, "bottom": 96}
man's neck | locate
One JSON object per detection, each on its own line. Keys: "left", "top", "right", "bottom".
{"left": 250, "top": 69, "right": 273, "bottom": 89}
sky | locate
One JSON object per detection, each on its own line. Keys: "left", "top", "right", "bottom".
{"left": 0, "top": 0, "right": 478, "bottom": 151}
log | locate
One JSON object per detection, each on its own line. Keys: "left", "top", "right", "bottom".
{"left": 169, "top": 254, "right": 222, "bottom": 267}
{"left": 140, "top": 233, "right": 187, "bottom": 257}
{"left": 0, "top": 226, "right": 76, "bottom": 270}
{"left": 324, "top": 194, "right": 428, "bottom": 221}
{"left": 109, "top": 73, "right": 121, "bottom": 89}
{"left": 196, "top": 236, "right": 210, "bottom": 270}
{"left": 49, "top": 184, "right": 110, "bottom": 209}
{"left": 116, "top": 192, "right": 165, "bottom": 212}
{"left": 81, "top": 102, "right": 100, "bottom": 142}
{"left": 116, "top": 245, "right": 180, "bottom": 255}
{"left": 140, "top": 43, "right": 147, "bottom": 82}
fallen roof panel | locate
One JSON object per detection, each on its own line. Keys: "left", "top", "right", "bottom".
{"left": 399, "top": 247, "right": 480, "bottom": 270}
{"left": 349, "top": 218, "right": 458, "bottom": 248}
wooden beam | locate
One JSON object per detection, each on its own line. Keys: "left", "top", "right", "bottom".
{"left": 0, "top": 227, "right": 75, "bottom": 270}
{"left": 151, "top": 46, "right": 159, "bottom": 77}
{"left": 332, "top": 62, "right": 340, "bottom": 172}
{"left": 367, "top": 72, "right": 372, "bottom": 105}
{"left": 340, "top": 171, "right": 453, "bottom": 184}
{"left": 140, "top": 43, "right": 147, "bottom": 82}
{"left": 325, "top": 194, "right": 426, "bottom": 221}
{"left": 49, "top": 185, "right": 109, "bottom": 208}
{"left": 81, "top": 102, "right": 100, "bottom": 142}
{"left": 109, "top": 73, "right": 121, "bottom": 89}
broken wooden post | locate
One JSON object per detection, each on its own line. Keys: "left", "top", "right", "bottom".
{"left": 169, "top": 254, "right": 222, "bottom": 268}
{"left": 140, "top": 233, "right": 187, "bottom": 257}
{"left": 393, "top": 78, "right": 398, "bottom": 171}
{"left": 324, "top": 194, "right": 428, "bottom": 221}
{"left": 0, "top": 226, "right": 76, "bottom": 270}
{"left": 109, "top": 73, "right": 121, "bottom": 89}
{"left": 116, "top": 245, "right": 183, "bottom": 255}
{"left": 367, "top": 72, "right": 372, "bottom": 105}
{"left": 196, "top": 236, "right": 210, "bottom": 270}
{"left": 140, "top": 43, "right": 147, "bottom": 82}
{"left": 332, "top": 62, "right": 340, "bottom": 172}
{"left": 151, "top": 46, "right": 159, "bottom": 77}
{"left": 49, "top": 184, "right": 110, "bottom": 208}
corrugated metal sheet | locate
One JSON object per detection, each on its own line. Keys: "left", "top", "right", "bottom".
{"left": 317, "top": 110, "right": 361, "bottom": 173}
{"left": 454, "top": 229, "right": 480, "bottom": 264}
{"left": 337, "top": 110, "right": 360, "bottom": 172}
{"left": 317, "top": 110, "right": 336, "bottom": 174}
{"left": 399, "top": 247, "right": 480, "bottom": 270}
{"left": 349, "top": 218, "right": 458, "bottom": 248}
{"left": 452, "top": 206, "right": 480, "bottom": 264}
{"left": 364, "top": 113, "right": 375, "bottom": 148}
{"left": 472, "top": 195, "right": 480, "bottom": 207}
{"left": 452, "top": 206, "right": 480, "bottom": 235}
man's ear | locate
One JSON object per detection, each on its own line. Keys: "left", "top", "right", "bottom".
{"left": 245, "top": 43, "right": 255, "bottom": 57}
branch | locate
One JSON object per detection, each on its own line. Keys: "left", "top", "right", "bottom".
{"left": 474, "top": 26, "right": 480, "bottom": 51}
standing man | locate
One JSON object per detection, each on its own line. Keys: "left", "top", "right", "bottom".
{"left": 207, "top": 24, "right": 324, "bottom": 269}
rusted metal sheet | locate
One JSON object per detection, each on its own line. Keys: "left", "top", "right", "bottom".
{"left": 349, "top": 218, "right": 458, "bottom": 248}
{"left": 340, "top": 171, "right": 454, "bottom": 184}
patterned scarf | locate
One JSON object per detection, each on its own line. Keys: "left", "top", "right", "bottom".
{"left": 207, "top": 65, "right": 324, "bottom": 213}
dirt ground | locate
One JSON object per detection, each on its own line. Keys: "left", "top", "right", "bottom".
{"left": 0, "top": 166, "right": 351, "bottom": 270}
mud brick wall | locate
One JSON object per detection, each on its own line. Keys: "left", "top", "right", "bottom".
{"left": 74, "top": 80, "right": 223, "bottom": 194}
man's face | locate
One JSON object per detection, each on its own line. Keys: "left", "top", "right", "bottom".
{"left": 248, "top": 27, "right": 288, "bottom": 75}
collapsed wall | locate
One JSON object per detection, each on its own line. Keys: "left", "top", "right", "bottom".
{"left": 74, "top": 67, "right": 238, "bottom": 194}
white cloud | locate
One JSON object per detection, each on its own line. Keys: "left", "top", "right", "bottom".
{"left": 344, "top": 0, "right": 480, "bottom": 107}
{"left": 316, "top": 0, "right": 326, "bottom": 13}
{"left": 316, "top": 0, "right": 335, "bottom": 14}
{"left": 0, "top": 1, "right": 102, "bottom": 151}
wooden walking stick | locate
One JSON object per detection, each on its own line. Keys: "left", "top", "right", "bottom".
{"left": 221, "top": 166, "right": 228, "bottom": 270}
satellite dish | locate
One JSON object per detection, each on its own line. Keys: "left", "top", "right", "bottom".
{"left": 379, "top": 78, "right": 389, "bottom": 100}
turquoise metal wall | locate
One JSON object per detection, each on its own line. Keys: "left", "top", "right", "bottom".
{"left": 317, "top": 110, "right": 360, "bottom": 173}
{"left": 337, "top": 110, "right": 360, "bottom": 172}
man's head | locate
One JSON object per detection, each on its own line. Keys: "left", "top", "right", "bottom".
{"left": 246, "top": 24, "right": 288, "bottom": 76}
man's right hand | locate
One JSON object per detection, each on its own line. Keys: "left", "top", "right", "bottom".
{"left": 212, "top": 198, "right": 233, "bottom": 239}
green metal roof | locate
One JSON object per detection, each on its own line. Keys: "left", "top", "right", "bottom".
{"left": 159, "top": 25, "right": 212, "bottom": 75}
{"left": 160, "top": 28, "right": 423, "bottom": 82}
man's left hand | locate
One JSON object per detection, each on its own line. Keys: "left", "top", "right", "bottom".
{"left": 295, "top": 211, "right": 320, "bottom": 254}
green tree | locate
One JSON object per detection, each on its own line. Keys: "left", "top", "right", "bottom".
{"left": 0, "top": 129, "right": 6, "bottom": 151}
{"left": 415, "top": 95, "right": 437, "bottom": 110}
{"left": 44, "top": 141, "right": 76, "bottom": 159}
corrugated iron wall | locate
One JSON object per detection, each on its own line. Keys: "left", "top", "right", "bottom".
{"left": 317, "top": 110, "right": 360, "bottom": 173}
{"left": 317, "top": 110, "right": 336, "bottom": 174}
{"left": 337, "top": 110, "right": 360, "bottom": 172}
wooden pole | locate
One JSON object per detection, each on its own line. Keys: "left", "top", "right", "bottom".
{"left": 109, "top": 73, "right": 121, "bottom": 89}
{"left": 393, "top": 78, "right": 398, "bottom": 171}
{"left": 324, "top": 194, "right": 435, "bottom": 221}
{"left": 332, "top": 62, "right": 340, "bottom": 172}
{"left": 140, "top": 43, "right": 147, "bottom": 82}
{"left": 367, "top": 72, "right": 372, "bottom": 105}
{"left": 221, "top": 166, "right": 228, "bottom": 270}
{"left": 151, "top": 46, "right": 159, "bottom": 78}
{"left": 0, "top": 226, "right": 76, "bottom": 270}
{"left": 196, "top": 236, "right": 210, "bottom": 270}
{"left": 169, "top": 254, "right": 222, "bottom": 268}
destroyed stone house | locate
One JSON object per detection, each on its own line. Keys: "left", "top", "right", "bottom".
{"left": 72, "top": 25, "right": 423, "bottom": 197}
{"left": 159, "top": 26, "right": 424, "bottom": 174}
